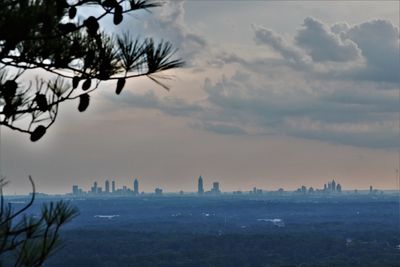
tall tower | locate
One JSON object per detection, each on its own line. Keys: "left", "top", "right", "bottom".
{"left": 198, "top": 176, "right": 204, "bottom": 194}
{"left": 212, "top": 182, "right": 220, "bottom": 194}
{"left": 72, "top": 185, "right": 79, "bottom": 195}
{"left": 91, "top": 181, "right": 98, "bottom": 194}
{"left": 112, "top": 180, "right": 116, "bottom": 193}
{"left": 336, "top": 183, "right": 342, "bottom": 193}
{"left": 134, "top": 178, "right": 139, "bottom": 195}
{"left": 105, "top": 180, "right": 110, "bottom": 193}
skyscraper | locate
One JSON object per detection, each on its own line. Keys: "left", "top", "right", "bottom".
{"left": 198, "top": 176, "right": 204, "bottom": 194}
{"left": 72, "top": 185, "right": 79, "bottom": 195}
{"left": 91, "top": 181, "right": 98, "bottom": 194}
{"left": 211, "top": 182, "right": 220, "bottom": 194}
{"left": 332, "top": 179, "right": 336, "bottom": 192}
{"left": 112, "top": 180, "right": 115, "bottom": 193}
{"left": 155, "top": 188, "right": 163, "bottom": 195}
{"left": 105, "top": 180, "right": 110, "bottom": 193}
{"left": 134, "top": 178, "right": 139, "bottom": 195}
{"left": 336, "top": 183, "right": 342, "bottom": 193}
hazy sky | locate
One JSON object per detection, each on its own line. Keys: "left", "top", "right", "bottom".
{"left": 2, "top": 0, "right": 399, "bottom": 194}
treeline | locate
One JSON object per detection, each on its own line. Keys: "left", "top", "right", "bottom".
{"left": 43, "top": 226, "right": 400, "bottom": 267}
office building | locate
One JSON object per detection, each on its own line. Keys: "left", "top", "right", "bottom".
{"left": 91, "top": 181, "right": 98, "bottom": 194}
{"left": 134, "top": 179, "right": 139, "bottom": 195}
{"left": 198, "top": 176, "right": 204, "bottom": 194}
{"left": 105, "top": 180, "right": 110, "bottom": 193}
{"left": 211, "top": 182, "right": 220, "bottom": 194}
{"left": 155, "top": 188, "right": 163, "bottom": 195}
{"left": 72, "top": 185, "right": 79, "bottom": 195}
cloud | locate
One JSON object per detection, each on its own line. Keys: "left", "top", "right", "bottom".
{"left": 344, "top": 19, "right": 399, "bottom": 82}
{"left": 101, "top": 0, "right": 208, "bottom": 68}
{"left": 191, "top": 122, "right": 248, "bottom": 135}
{"left": 110, "top": 90, "right": 203, "bottom": 117}
{"left": 145, "top": 0, "right": 209, "bottom": 66}
{"left": 295, "top": 17, "right": 361, "bottom": 62}
{"left": 101, "top": 15, "right": 399, "bottom": 150}
{"left": 252, "top": 24, "right": 309, "bottom": 67}
{"left": 249, "top": 17, "right": 399, "bottom": 83}
{"left": 200, "top": 73, "right": 398, "bottom": 148}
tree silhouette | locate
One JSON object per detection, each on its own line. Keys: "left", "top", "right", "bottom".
{"left": 0, "top": 1, "right": 183, "bottom": 266}
{"left": 0, "top": 177, "right": 79, "bottom": 267}
{"left": 0, "top": 0, "right": 183, "bottom": 141}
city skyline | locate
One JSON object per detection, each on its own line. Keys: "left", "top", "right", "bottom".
{"left": 2, "top": 1, "right": 399, "bottom": 194}
{"left": 68, "top": 175, "right": 380, "bottom": 196}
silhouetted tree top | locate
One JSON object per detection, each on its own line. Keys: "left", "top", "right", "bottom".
{"left": 0, "top": 0, "right": 184, "bottom": 141}
{"left": 0, "top": 176, "right": 79, "bottom": 267}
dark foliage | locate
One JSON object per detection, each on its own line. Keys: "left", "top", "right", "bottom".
{"left": 0, "top": 0, "right": 183, "bottom": 141}
{"left": 34, "top": 196, "right": 400, "bottom": 267}
{"left": 0, "top": 1, "right": 183, "bottom": 266}
{"left": 0, "top": 177, "right": 79, "bottom": 267}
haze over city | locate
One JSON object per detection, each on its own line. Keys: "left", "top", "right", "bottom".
{"left": 2, "top": 0, "right": 399, "bottom": 194}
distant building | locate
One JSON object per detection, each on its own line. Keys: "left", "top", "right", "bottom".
{"left": 301, "top": 185, "right": 307, "bottom": 194}
{"left": 198, "top": 176, "right": 204, "bottom": 195}
{"left": 134, "top": 179, "right": 139, "bottom": 195}
{"left": 112, "top": 180, "right": 115, "bottom": 193}
{"left": 72, "top": 185, "right": 79, "bottom": 195}
{"left": 91, "top": 181, "right": 98, "bottom": 194}
{"left": 211, "top": 182, "right": 220, "bottom": 194}
{"left": 370, "top": 185, "right": 373, "bottom": 193}
{"left": 322, "top": 179, "right": 342, "bottom": 193}
{"left": 105, "top": 180, "right": 110, "bottom": 193}
{"left": 97, "top": 187, "right": 102, "bottom": 194}
{"left": 336, "top": 183, "right": 342, "bottom": 193}
{"left": 155, "top": 188, "right": 163, "bottom": 195}
{"left": 251, "top": 187, "right": 263, "bottom": 194}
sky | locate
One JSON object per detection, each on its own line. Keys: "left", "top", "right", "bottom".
{"left": 2, "top": 0, "right": 400, "bottom": 194}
